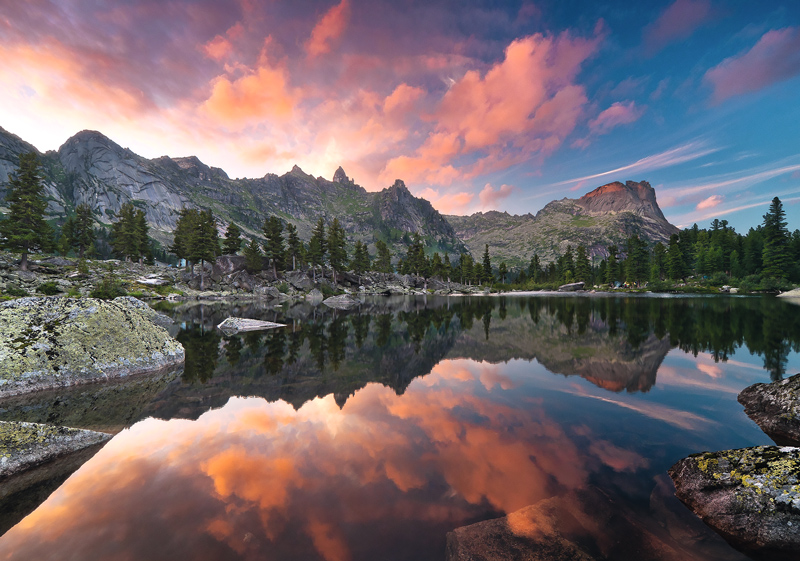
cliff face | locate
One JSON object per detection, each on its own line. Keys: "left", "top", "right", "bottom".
{"left": 0, "top": 127, "right": 466, "bottom": 254}
{"left": 447, "top": 180, "right": 679, "bottom": 266}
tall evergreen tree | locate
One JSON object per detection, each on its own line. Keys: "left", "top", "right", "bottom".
{"left": 651, "top": 242, "right": 666, "bottom": 282}
{"left": 191, "top": 210, "right": 220, "bottom": 290}
{"left": 350, "top": 240, "right": 370, "bottom": 274}
{"left": 327, "top": 217, "right": 347, "bottom": 285}
{"left": 667, "top": 235, "right": 684, "bottom": 281}
{"left": 222, "top": 222, "right": 242, "bottom": 255}
{"left": 285, "top": 222, "right": 302, "bottom": 271}
{"left": 528, "top": 254, "right": 542, "bottom": 283}
{"left": 243, "top": 238, "right": 263, "bottom": 272}
{"left": 482, "top": 244, "right": 492, "bottom": 283}
{"left": 497, "top": 262, "right": 508, "bottom": 284}
{"left": 0, "top": 152, "right": 54, "bottom": 271}
{"left": 574, "top": 245, "right": 591, "bottom": 283}
{"left": 374, "top": 239, "right": 392, "bottom": 273}
{"left": 262, "top": 216, "right": 285, "bottom": 277}
{"left": 762, "top": 197, "right": 791, "bottom": 279}
{"left": 111, "top": 202, "right": 148, "bottom": 262}
{"left": 63, "top": 203, "right": 95, "bottom": 258}
{"left": 308, "top": 217, "right": 326, "bottom": 281}
{"left": 605, "top": 245, "right": 619, "bottom": 285}
{"left": 170, "top": 208, "right": 200, "bottom": 270}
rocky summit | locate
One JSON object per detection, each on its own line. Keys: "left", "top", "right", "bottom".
{"left": 447, "top": 180, "right": 679, "bottom": 267}
{"left": 0, "top": 296, "right": 185, "bottom": 397}
{"left": 0, "top": 125, "right": 681, "bottom": 266}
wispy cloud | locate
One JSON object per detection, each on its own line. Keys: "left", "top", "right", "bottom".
{"left": 643, "top": 0, "right": 714, "bottom": 54}
{"left": 548, "top": 140, "right": 719, "bottom": 189}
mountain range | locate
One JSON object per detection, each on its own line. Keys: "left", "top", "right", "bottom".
{"left": 0, "top": 126, "right": 679, "bottom": 266}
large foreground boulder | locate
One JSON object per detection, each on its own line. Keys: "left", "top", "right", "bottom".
{"left": 738, "top": 373, "right": 800, "bottom": 446}
{"left": 0, "top": 297, "right": 185, "bottom": 398}
{"left": 669, "top": 446, "right": 800, "bottom": 561}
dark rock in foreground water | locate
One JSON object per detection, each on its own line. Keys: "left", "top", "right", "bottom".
{"left": 669, "top": 446, "right": 800, "bottom": 561}
{"left": 0, "top": 297, "right": 184, "bottom": 397}
{"left": 739, "top": 373, "right": 800, "bottom": 446}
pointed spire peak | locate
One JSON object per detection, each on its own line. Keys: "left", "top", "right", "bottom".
{"left": 391, "top": 179, "right": 408, "bottom": 191}
{"left": 290, "top": 164, "right": 305, "bottom": 175}
{"left": 333, "top": 166, "right": 349, "bottom": 184}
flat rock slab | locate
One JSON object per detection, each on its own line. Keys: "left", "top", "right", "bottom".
{"left": 669, "top": 445, "right": 800, "bottom": 561}
{"left": 447, "top": 487, "right": 699, "bottom": 561}
{"left": 323, "top": 294, "right": 361, "bottom": 309}
{"left": 739, "top": 373, "right": 800, "bottom": 446}
{"left": 558, "top": 282, "right": 585, "bottom": 292}
{"left": 0, "top": 297, "right": 185, "bottom": 398}
{"left": 778, "top": 288, "right": 800, "bottom": 299}
{"left": 217, "top": 317, "right": 286, "bottom": 335}
{"left": 0, "top": 420, "right": 110, "bottom": 480}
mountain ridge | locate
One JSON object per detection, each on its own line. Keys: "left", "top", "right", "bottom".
{"left": 0, "top": 125, "right": 678, "bottom": 266}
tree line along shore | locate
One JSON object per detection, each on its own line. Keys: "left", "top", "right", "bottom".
{"left": 1, "top": 152, "right": 798, "bottom": 298}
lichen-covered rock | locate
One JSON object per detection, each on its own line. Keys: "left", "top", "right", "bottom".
{"left": 0, "top": 297, "right": 185, "bottom": 397}
{"left": 669, "top": 446, "right": 800, "bottom": 560}
{"left": 739, "top": 373, "right": 800, "bottom": 446}
{"left": 113, "top": 296, "right": 174, "bottom": 328}
{"left": 0, "top": 420, "right": 110, "bottom": 480}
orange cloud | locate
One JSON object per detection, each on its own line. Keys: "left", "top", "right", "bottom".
{"left": 417, "top": 187, "right": 475, "bottom": 214}
{"left": 696, "top": 194, "right": 723, "bottom": 210}
{"left": 203, "top": 35, "right": 233, "bottom": 61}
{"left": 479, "top": 183, "right": 516, "bottom": 208}
{"left": 306, "top": 0, "right": 351, "bottom": 58}
{"left": 383, "top": 83, "right": 426, "bottom": 115}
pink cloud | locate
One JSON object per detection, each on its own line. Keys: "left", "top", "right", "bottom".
{"left": 203, "top": 35, "right": 233, "bottom": 61}
{"left": 383, "top": 83, "right": 426, "bottom": 115}
{"left": 643, "top": 0, "right": 712, "bottom": 54}
{"left": 306, "top": 0, "right": 351, "bottom": 58}
{"left": 588, "top": 101, "right": 645, "bottom": 135}
{"left": 696, "top": 195, "right": 723, "bottom": 210}
{"left": 418, "top": 187, "right": 474, "bottom": 214}
{"left": 479, "top": 183, "right": 516, "bottom": 207}
{"left": 705, "top": 27, "right": 800, "bottom": 103}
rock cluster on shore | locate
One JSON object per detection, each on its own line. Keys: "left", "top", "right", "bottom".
{"left": 668, "top": 373, "right": 800, "bottom": 560}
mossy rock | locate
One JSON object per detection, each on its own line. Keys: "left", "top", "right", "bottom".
{"left": 669, "top": 445, "right": 800, "bottom": 560}
{"left": 739, "top": 373, "right": 800, "bottom": 446}
{"left": 0, "top": 296, "right": 184, "bottom": 397}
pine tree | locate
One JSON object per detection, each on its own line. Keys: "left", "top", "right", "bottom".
{"left": 111, "top": 202, "right": 148, "bottom": 262}
{"left": 191, "top": 210, "right": 220, "bottom": 290}
{"left": 350, "top": 241, "right": 370, "bottom": 274}
{"left": 327, "top": 218, "right": 347, "bottom": 285}
{"left": 0, "top": 152, "right": 54, "bottom": 270}
{"left": 667, "top": 235, "right": 684, "bottom": 281}
{"left": 443, "top": 253, "right": 452, "bottom": 282}
{"left": 262, "top": 216, "right": 285, "bottom": 277}
{"left": 285, "top": 222, "right": 301, "bottom": 271}
{"left": 651, "top": 242, "right": 666, "bottom": 281}
{"left": 497, "top": 262, "right": 508, "bottom": 284}
{"left": 308, "top": 217, "right": 326, "bottom": 281}
{"left": 375, "top": 239, "right": 392, "bottom": 273}
{"left": 606, "top": 245, "right": 619, "bottom": 285}
{"left": 170, "top": 208, "right": 200, "bottom": 269}
{"left": 222, "top": 222, "right": 242, "bottom": 255}
{"left": 482, "top": 244, "right": 492, "bottom": 284}
{"left": 528, "top": 254, "right": 541, "bottom": 283}
{"left": 762, "top": 197, "right": 791, "bottom": 279}
{"left": 243, "top": 238, "right": 263, "bottom": 272}
{"left": 63, "top": 203, "right": 95, "bottom": 258}
{"left": 431, "top": 252, "right": 444, "bottom": 278}
{"left": 574, "top": 245, "right": 591, "bottom": 283}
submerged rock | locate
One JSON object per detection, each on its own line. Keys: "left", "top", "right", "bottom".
{"left": 0, "top": 297, "right": 185, "bottom": 397}
{"left": 217, "top": 317, "right": 286, "bottom": 335}
{"left": 738, "top": 373, "right": 800, "bottom": 446}
{"left": 669, "top": 446, "right": 800, "bottom": 560}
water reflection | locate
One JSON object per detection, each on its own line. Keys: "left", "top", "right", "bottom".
{"left": 0, "top": 295, "right": 798, "bottom": 560}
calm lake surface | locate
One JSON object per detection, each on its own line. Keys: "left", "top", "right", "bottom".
{"left": 1, "top": 294, "right": 799, "bottom": 560}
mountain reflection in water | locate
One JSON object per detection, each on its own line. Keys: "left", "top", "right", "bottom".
{"left": 0, "top": 295, "right": 797, "bottom": 561}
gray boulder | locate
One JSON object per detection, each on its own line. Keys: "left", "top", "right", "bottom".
{"left": 669, "top": 446, "right": 800, "bottom": 560}
{"left": 254, "top": 286, "right": 287, "bottom": 300}
{"left": 286, "top": 270, "right": 314, "bottom": 291}
{"left": 217, "top": 317, "right": 285, "bottom": 335}
{"left": 0, "top": 297, "right": 185, "bottom": 397}
{"left": 739, "top": 373, "right": 800, "bottom": 446}
{"left": 306, "top": 288, "right": 324, "bottom": 302}
{"left": 558, "top": 282, "right": 585, "bottom": 292}
{"left": 323, "top": 294, "right": 361, "bottom": 309}
{"left": 211, "top": 255, "right": 247, "bottom": 281}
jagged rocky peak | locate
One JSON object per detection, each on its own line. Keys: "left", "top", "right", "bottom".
{"left": 290, "top": 164, "right": 306, "bottom": 175}
{"left": 577, "top": 179, "right": 668, "bottom": 221}
{"left": 332, "top": 166, "right": 349, "bottom": 184}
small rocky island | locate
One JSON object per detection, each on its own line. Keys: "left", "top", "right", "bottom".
{"left": 669, "top": 374, "right": 800, "bottom": 561}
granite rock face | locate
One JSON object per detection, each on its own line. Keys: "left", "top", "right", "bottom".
{"left": 0, "top": 297, "right": 184, "bottom": 397}
{"left": 739, "top": 373, "right": 800, "bottom": 446}
{"left": 669, "top": 446, "right": 800, "bottom": 561}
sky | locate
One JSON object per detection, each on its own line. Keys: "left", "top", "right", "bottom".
{"left": 1, "top": 0, "right": 799, "bottom": 230}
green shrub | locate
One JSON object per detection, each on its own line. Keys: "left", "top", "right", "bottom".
{"left": 277, "top": 281, "right": 290, "bottom": 294}
{"left": 4, "top": 286, "right": 28, "bottom": 297}
{"left": 709, "top": 272, "right": 729, "bottom": 286}
{"left": 36, "top": 281, "right": 62, "bottom": 295}
{"left": 77, "top": 259, "right": 90, "bottom": 275}
{"left": 90, "top": 276, "right": 127, "bottom": 300}
{"left": 67, "top": 287, "right": 81, "bottom": 298}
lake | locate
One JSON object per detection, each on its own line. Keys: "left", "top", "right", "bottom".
{"left": 1, "top": 294, "right": 798, "bottom": 560}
